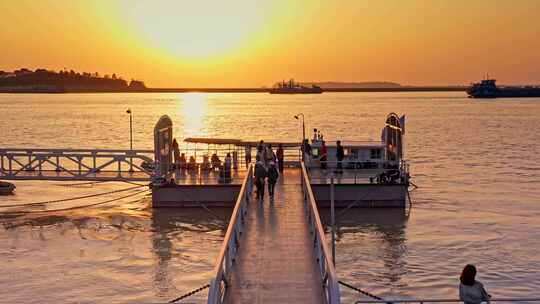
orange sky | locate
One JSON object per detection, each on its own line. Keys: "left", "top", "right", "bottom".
{"left": 1, "top": 0, "right": 539, "bottom": 87}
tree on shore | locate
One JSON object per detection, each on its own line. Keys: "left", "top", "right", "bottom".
{"left": 0, "top": 68, "right": 145, "bottom": 91}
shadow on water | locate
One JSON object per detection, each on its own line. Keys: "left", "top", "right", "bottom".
{"left": 150, "top": 207, "right": 231, "bottom": 296}
{"left": 319, "top": 208, "right": 409, "bottom": 238}
{"left": 319, "top": 208, "right": 410, "bottom": 286}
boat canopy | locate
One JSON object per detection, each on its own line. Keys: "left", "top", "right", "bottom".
{"left": 324, "top": 140, "right": 384, "bottom": 149}
{"left": 184, "top": 138, "right": 243, "bottom": 145}
{"left": 184, "top": 137, "right": 299, "bottom": 147}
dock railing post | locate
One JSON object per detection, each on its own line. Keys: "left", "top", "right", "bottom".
{"left": 331, "top": 176, "right": 336, "bottom": 266}
{"left": 127, "top": 109, "right": 134, "bottom": 173}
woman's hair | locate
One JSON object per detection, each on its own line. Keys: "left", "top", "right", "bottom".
{"left": 460, "top": 264, "right": 477, "bottom": 286}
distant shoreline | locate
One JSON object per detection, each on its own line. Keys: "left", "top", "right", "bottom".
{"left": 0, "top": 86, "right": 466, "bottom": 94}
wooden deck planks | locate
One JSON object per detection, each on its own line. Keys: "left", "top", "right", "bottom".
{"left": 224, "top": 168, "right": 325, "bottom": 304}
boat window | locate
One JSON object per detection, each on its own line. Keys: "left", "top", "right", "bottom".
{"left": 370, "top": 149, "right": 382, "bottom": 159}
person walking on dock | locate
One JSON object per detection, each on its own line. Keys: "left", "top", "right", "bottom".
{"left": 172, "top": 138, "right": 181, "bottom": 169}
{"left": 320, "top": 140, "right": 327, "bottom": 169}
{"left": 302, "top": 139, "right": 312, "bottom": 159}
{"left": 224, "top": 153, "right": 232, "bottom": 180}
{"left": 267, "top": 161, "right": 279, "bottom": 201}
{"left": 254, "top": 161, "right": 267, "bottom": 202}
{"left": 336, "top": 140, "right": 344, "bottom": 174}
{"left": 276, "top": 143, "right": 284, "bottom": 172}
{"left": 245, "top": 144, "right": 251, "bottom": 167}
{"left": 256, "top": 141, "right": 264, "bottom": 163}
{"left": 459, "top": 264, "right": 491, "bottom": 304}
{"left": 266, "top": 143, "right": 276, "bottom": 165}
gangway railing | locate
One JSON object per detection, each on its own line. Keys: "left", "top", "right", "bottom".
{"left": 0, "top": 148, "right": 154, "bottom": 181}
{"left": 301, "top": 162, "right": 341, "bottom": 304}
{"left": 207, "top": 163, "right": 253, "bottom": 304}
{"left": 356, "top": 298, "right": 540, "bottom": 303}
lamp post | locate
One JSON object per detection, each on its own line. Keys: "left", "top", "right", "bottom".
{"left": 126, "top": 109, "right": 133, "bottom": 172}
{"left": 294, "top": 113, "right": 305, "bottom": 161}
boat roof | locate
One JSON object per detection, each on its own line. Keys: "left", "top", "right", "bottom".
{"left": 184, "top": 137, "right": 299, "bottom": 147}
{"left": 184, "top": 137, "right": 242, "bottom": 145}
{"left": 318, "top": 140, "right": 385, "bottom": 149}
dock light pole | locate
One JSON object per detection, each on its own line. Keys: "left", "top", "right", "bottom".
{"left": 294, "top": 113, "right": 305, "bottom": 161}
{"left": 126, "top": 109, "right": 133, "bottom": 172}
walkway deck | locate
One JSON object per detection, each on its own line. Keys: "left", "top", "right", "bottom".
{"left": 224, "top": 168, "right": 325, "bottom": 303}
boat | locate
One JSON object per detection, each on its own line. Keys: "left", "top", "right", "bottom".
{"left": 467, "top": 78, "right": 540, "bottom": 98}
{"left": 303, "top": 113, "right": 410, "bottom": 207}
{"left": 0, "top": 181, "right": 16, "bottom": 195}
{"left": 269, "top": 79, "right": 323, "bottom": 94}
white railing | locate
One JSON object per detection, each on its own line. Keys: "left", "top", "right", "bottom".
{"left": 0, "top": 148, "right": 154, "bottom": 181}
{"left": 356, "top": 298, "right": 540, "bottom": 303}
{"left": 306, "top": 159, "right": 410, "bottom": 185}
{"left": 301, "top": 162, "right": 341, "bottom": 304}
{"left": 207, "top": 163, "right": 253, "bottom": 304}
{"left": 177, "top": 145, "right": 302, "bottom": 168}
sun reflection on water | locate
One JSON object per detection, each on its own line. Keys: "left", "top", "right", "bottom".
{"left": 179, "top": 93, "right": 208, "bottom": 138}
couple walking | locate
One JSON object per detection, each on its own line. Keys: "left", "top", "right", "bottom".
{"left": 254, "top": 140, "right": 280, "bottom": 202}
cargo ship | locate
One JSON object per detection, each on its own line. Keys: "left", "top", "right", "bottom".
{"left": 269, "top": 79, "right": 323, "bottom": 94}
{"left": 467, "top": 78, "right": 540, "bottom": 98}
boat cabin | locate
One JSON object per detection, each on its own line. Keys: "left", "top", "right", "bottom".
{"left": 305, "top": 112, "right": 405, "bottom": 170}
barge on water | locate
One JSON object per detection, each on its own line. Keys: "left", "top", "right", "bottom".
{"left": 150, "top": 113, "right": 410, "bottom": 208}
{"left": 269, "top": 79, "right": 323, "bottom": 94}
{"left": 467, "top": 78, "right": 540, "bottom": 98}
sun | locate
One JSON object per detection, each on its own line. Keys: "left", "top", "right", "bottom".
{"left": 124, "top": 0, "right": 266, "bottom": 58}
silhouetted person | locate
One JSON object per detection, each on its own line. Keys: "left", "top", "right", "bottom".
{"left": 179, "top": 153, "right": 187, "bottom": 169}
{"left": 267, "top": 162, "right": 279, "bottom": 201}
{"left": 459, "top": 264, "right": 491, "bottom": 304}
{"left": 188, "top": 156, "right": 197, "bottom": 170}
{"left": 254, "top": 161, "right": 267, "bottom": 202}
{"left": 245, "top": 144, "right": 251, "bottom": 167}
{"left": 211, "top": 153, "right": 221, "bottom": 170}
{"left": 266, "top": 143, "right": 276, "bottom": 164}
{"left": 172, "top": 138, "right": 180, "bottom": 168}
{"left": 336, "top": 140, "right": 344, "bottom": 173}
{"left": 276, "top": 144, "right": 284, "bottom": 172}
{"left": 256, "top": 141, "right": 265, "bottom": 163}
{"left": 302, "top": 139, "right": 312, "bottom": 159}
{"left": 224, "top": 153, "right": 232, "bottom": 180}
{"left": 320, "top": 140, "right": 327, "bottom": 169}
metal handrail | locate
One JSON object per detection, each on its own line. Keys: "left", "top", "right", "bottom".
{"left": 356, "top": 298, "right": 540, "bottom": 303}
{"left": 0, "top": 148, "right": 154, "bottom": 181}
{"left": 300, "top": 162, "right": 341, "bottom": 304}
{"left": 0, "top": 148, "right": 154, "bottom": 154}
{"left": 305, "top": 159, "right": 409, "bottom": 185}
{"left": 207, "top": 163, "right": 253, "bottom": 304}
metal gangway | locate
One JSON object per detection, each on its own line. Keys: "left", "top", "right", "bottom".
{"left": 0, "top": 148, "right": 154, "bottom": 181}
{"left": 206, "top": 163, "right": 340, "bottom": 304}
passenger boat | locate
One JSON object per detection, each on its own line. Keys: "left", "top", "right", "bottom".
{"left": 269, "top": 79, "right": 323, "bottom": 94}
{"left": 303, "top": 113, "right": 409, "bottom": 207}
{"left": 467, "top": 78, "right": 540, "bottom": 98}
{"left": 0, "top": 181, "right": 16, "bottom": 195}
{"left": 151, "top": 112, "right": 410, "bottom": 208}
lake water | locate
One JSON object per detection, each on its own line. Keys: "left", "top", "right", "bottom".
{"left": 1, "top": 92, "right": 540, "bottom": 303}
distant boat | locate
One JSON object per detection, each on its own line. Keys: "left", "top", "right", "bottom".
{"left": 467, "top": 78, "right": 540, "bottom": 98}
{"left": 269, "top": 79, "right": 323, "bottom": 94}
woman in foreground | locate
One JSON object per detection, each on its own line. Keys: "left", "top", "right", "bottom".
{"left": 459, "top": 264, "right": 491, "bottom": 304}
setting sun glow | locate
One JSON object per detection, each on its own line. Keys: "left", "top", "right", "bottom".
{"left": 125, "top": 1, "right": 266, "bottom": 58}
{"left": 1, "top": 0, "right": 540, "bottom": 87}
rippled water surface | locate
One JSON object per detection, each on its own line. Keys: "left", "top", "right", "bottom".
{"left": 1, "top": 92, "right": 540, "bottom": 303}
